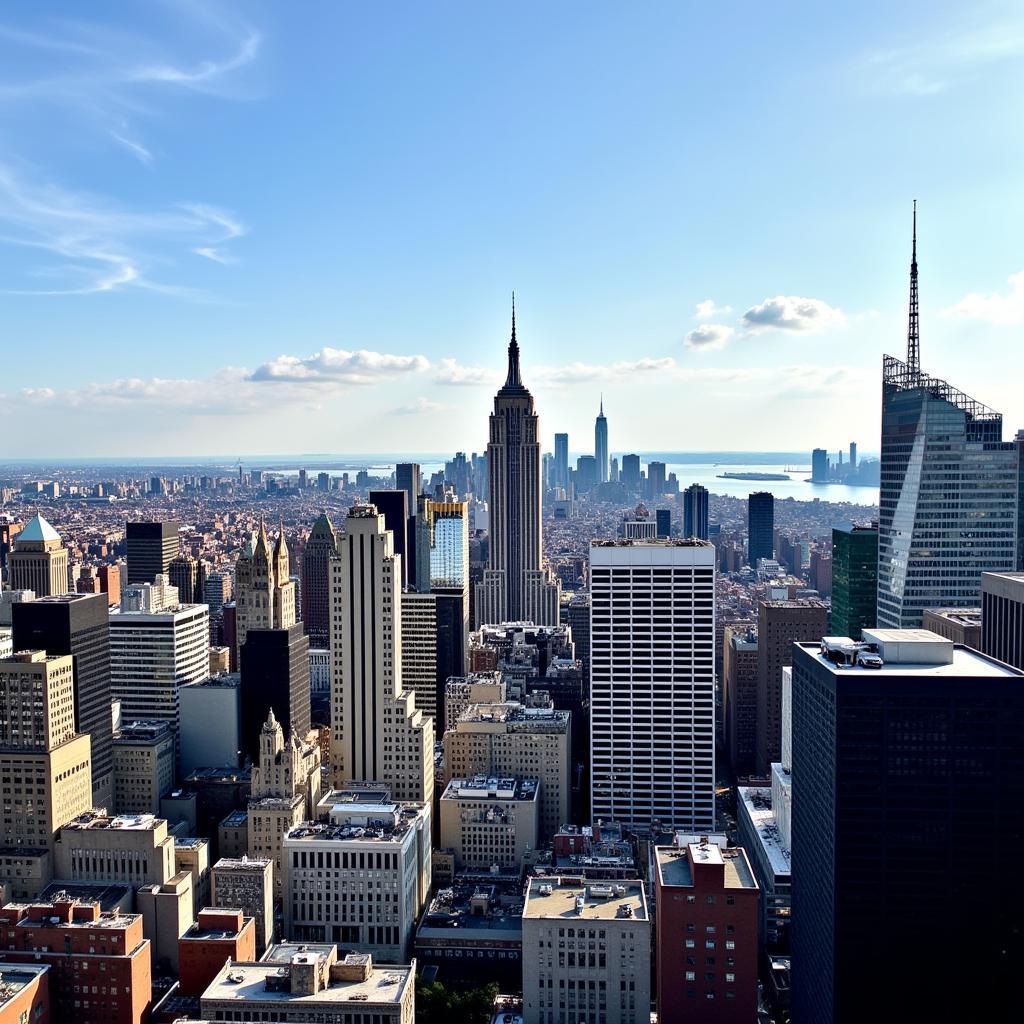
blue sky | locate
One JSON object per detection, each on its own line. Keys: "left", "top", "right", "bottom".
{"left": 1, "top": 0, "right": 1022, "bottom": 457}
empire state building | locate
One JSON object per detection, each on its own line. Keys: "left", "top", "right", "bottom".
{"left": 476, "top": 299, "right": 561, "bottom": 627}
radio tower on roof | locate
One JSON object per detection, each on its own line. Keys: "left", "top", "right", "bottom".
{"left": 907, "top": 200, "right": 920, "bottom": 378}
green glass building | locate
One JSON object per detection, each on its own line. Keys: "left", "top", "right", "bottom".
{"left": 831, "top": 524, "right": 878, "bottom": 638}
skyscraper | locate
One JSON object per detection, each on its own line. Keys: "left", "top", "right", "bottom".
{"left": 647, "top": 460, "right": 667, "bottom": 498}
{"left": 0, "top": 651, "right": 93, "bottom": 898}
{"left": 396, "top": 463, "right": 421, "bottom": 513}
{"left": 168, "top": 554, "right": 203, "bottom": 604}
{"left": 12, "top": 592, "right": 113, "bottom": 809}
{"left": 790, "top": 630, "right": 1024, "bottom": 1021}
{"left": 981, "top": 570, "right": 1024, "bottom": 669}
{"left": 594, "top": 396, "right": 609, "bottom": 484}
{"left": 811, "top": 447, "right": 828, "bottom": 483}
{"left": 683, "top": 483, "right": 709, "bottom": 540}
{"left": 756, "top": 599, "right": 828, "bottom": 775}
{"left": 475, "top": 298, "right": 560, "bottom": 626}
{"left": 239, "top": 624, "right": 311, "bottom": 765}
{"left": 329, "top": 504, "right": 433, "bottom": 803}
{"left": 621, "top": 453, "right": 641, "bottom": 491}
{"left": 553, "top": 432, "right": 569, "bottom": 491}
{"left": 9, "top": 515, "right": 68, "bottom": 596}
{"left": 369, "top": 489, "right": 410, "bottom": 589}
{"left": 590, "top": 537, "right": 716, "bottom": 831}
{"left": 300, "top": 513, "right": 337, "bottom": 648}
{"left": 125, "top": 520, "right": 179, "bottom": 585}
{"left": 233, "top": 520, "right": 296, "bottom": 661}
{"left": 831, "top": 523, "right": 878, "bottom": 639}
{"left": 747, "top": 492, "right": 774, "bottom": 565}
{"left": 878, "top": 205, "right": 1023, "bottom": 627}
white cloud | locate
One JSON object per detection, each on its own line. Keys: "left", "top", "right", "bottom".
{"left": 685, "top": 324, "right": 734, "bottom": 351}
{"left": 532, "top": 357, "right": 676, "bottom": 387}
{"left": 742, "top": 295, "right": 847, "bottom": 334}
{"left": 942, "top": 270, "right": 1024, "bottom": 327}
{"left": 694, "top": 299, "right": 732, "bottom": 319}
{"left": 435, "top": 358, "right": 502, "bottom": 387}
{"left": 110, "top": 130, "right": 153, "bottom": 165}
{"left": 128, "top": 31, "right": 261, "bottom": 91}
{"left": 249, "top": 348, "right": 430, "bottom": 385}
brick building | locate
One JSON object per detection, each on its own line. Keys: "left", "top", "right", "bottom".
{"left": 177, "top": 908, "right": 255, "bottom": 997}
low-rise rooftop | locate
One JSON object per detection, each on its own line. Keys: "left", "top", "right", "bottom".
{"left": 736, "top": 788, "right": 791, "bottom": 877}
{"left": 442, "top": 776, "right": 540, "bottom": 802}
{"left": 63, "top": 810, "right": 163, "bottom": 832}
{"left": 419, "top": 882, "right": 524, "bottom": 937}
{"left": 523, "top": 877, "right": 648, "bottom": 921}
{"left": 655, "top": 840, "right": 758, "bottom": 890}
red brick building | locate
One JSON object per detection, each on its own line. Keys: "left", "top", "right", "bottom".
{"left": 0, "top": 963, "right": 50, "bottom": 1024}
{"left": 655, "top": 839, "right": 759, "bottom": 1023}
{"left": 177, "top": 908, "right": 255, "bottom": 997}
{"left": 0, "top": 895, "right": 152, "bottom": 1024}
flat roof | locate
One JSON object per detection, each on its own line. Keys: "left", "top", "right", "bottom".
{"left": 523, "top": 878, "right": 648, "bottom": 922}
{"left": 655, "top": 844, "right": 757, "bottom": 890}
{"left": 0, "top": 963, "right": 48, "bottom": 1005}
{"left": 63, "top": 811, "right": 163, "bottom": 832}
{"left": 442, "top": 777, "right": 539, "bottom": 802}
{"left": 736, "top": 788, "right": 791, "bottom": 877}
{"left": 798, "top": 640, "right": 1022, "bottom": 678}
{"left": 202, "top": 961, "right": 412, "bottom": 1006}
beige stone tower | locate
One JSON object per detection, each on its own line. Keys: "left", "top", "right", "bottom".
{"left": 9, "top": 515, "right": 69, "bottom": 596}
{"left": 234, "top": 519, "right": 296, "bottom": 661}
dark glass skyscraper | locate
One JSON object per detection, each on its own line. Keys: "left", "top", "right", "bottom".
{"left": 878, "top": 207, "right": 1023, "bottom": 627}
{"left": 830, "top": 523, "right": 877, "bottom": 639}
{"left": 594, "top": 397, "right": 608, "bottom": 484}
{"left": 12, "top": 592, "right": 113, "bottom": 808}
{"left": 125, "top": 520, "right": 179, "bottom": 584}
{"left": 790, "top": 631, "right": 1024, "bottom": 1021}
{"left": 621, "top": 453, "right": 641, "bottom": 491}
{"left": 239, "top": 623, "right": 311, "bottom": 764}
{"left": 747, "top": 491, "right": 774, "bottom": 565}
{"left": 683, "top": 483, "right": 709, "bottom": 540}
{"left": 395, "top": 463, "right": 421, "bottom": 515}
{"left": 369, "top": 489, "right": 410, "bottom": 589}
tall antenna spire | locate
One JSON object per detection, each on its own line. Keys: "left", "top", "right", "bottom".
{"left": 907, "top": 200, "right": 920, "bottom": 378}
{"left": 599, "top": 393, "right": 604, "bottom": 416}
{"left": 504, "top": 291, "right": 523, "bottom": 389}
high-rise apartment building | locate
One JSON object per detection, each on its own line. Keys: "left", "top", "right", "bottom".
{"left": 755, "top": 600, "right": 827, "bottom": 775}
{"left": 233, "top": 520, "right": 296, "bottom": 661}
{"left": 12, "top": 592, "right": 113, "bottom": 809}
{"left": 125, "top": 520, "right": 179, "bottom": 585}
{"left": 878, "top": 208, "right": 1023, "bottom": 628}
{"left": 8, "top": 515, "right": 68, "bottom": 597}
{"left": 329, "top": 505, "right": 433, "bottom": 803}
{"left": 683, "top": 483, "right": 709, "bottom": 540}
{"left": 0, "top": 652, "right": 93, "bottom": 898}
{"left": 790, "top": 629, "right": 1024, "bottom": 1021}
{"left": 301, "top": 513, "right": 337, "bottom": 648}
{"left": 590, "top": 538, "right": 716, "bottom": 831}
{"left": 981, "top": 570, "right": 1024, "bottom": 669}
{"left": 475, "top": 300, "right": 560, "bottom": 627}
{"left": 553, "top": 432, "right": 569, "bottom": 491}
{"left": 239, "top": 624, "right": 311, "bottom": 765}
{"left": 109, "top": 594, "right": 209, "bottom": 735}
{"left": 594, "top": 397, "right": 609, "bottom": 484}
{"left": 747, "top": 492, "right": 774, "bottom": 565}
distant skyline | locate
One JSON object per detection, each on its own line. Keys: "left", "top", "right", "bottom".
{"left": 1, "top": 1, "right": 1022, "bottom": 456}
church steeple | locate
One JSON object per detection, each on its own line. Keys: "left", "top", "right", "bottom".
{"left": 504, "top": 291, "right": 523, "bottom": 390}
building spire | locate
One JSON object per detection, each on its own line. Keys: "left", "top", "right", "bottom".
{"left": 907, "top": 200, "right": 920, "bottom": 379}
{"left": 504, "top": 290, "right": 523, "bottom": 389}
{"left": 599, "top": 392, "right": 604, "bottom": 417}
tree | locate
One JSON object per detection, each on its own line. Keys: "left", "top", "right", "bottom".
{"left": 415, "top": 976, "right": 500, "bottom": 1024}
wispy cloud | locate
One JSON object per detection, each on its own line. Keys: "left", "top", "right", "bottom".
{"left": 249, "top": 348, "right": 430, "bottom": 385}
{"left": 391, "top": 397, "right": 447, "bottom": 416}
{"left": 110, "top": 130, "right": 153, "bottom": 165}
{"left": 943, "top": 270, "right": 1024, "bottom": 326}
{"left": 741, "top": 295, "right": 846, "bottom": 334}
{"left": 685, "top": 324, "right": 734, "bottom": 351}
{"left": 128, "top": 31, "right": 261, "bottom": 91}
{"left": 0, "top": 164, "right": 246, "bottom": 296}
{"left": 532, "top": 357, "right": 676, "bottom": 387}
{"left": 861, "top": 17, "right": 1024, "bottom": 95}
{"left": 435, "top": 358, "right": 503, "bottom": 387}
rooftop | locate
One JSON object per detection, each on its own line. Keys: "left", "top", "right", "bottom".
{"left": 736, "top": 788, "right": 791, "bottom": 877}
{"left": 923, "top": 608, "right": 982, "bottom": 626}
{"left": 655, "top": 841, "right": 758, "bottom": 890}
{"left": 419, "top": 882, "right": 525, "bottom": 936}
{"left": 219, "top": 810, "right": 249, "bottom": 828}
{"left": 63, "top": 811, "right": 163, "bottom": 832}
{"left": 16, "top": 515, "right": 61, "bottom": 544}
{"left": 591, "top": 537, "right": 713, "bottom": 548}
{"left": 442, "top": 776, "right": 540, "bottom": 802}
{"left": 523, "top": 878, "right": 648, "bottom": 922}
{"left": 214, "top": 856, "right": 271, "bottom": 873}
{"left": 456, "top": 703, "right": 569, "bottom": 727}
{"left": 0, "top": 964, "right": 48, "bottom": 1006}
{"left": 202, "top": 958, "right": 412, "bottom": 1007}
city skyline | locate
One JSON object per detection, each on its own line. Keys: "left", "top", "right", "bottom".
{"left": 0, "top": 2, "right": 1022, "bottom": 456}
